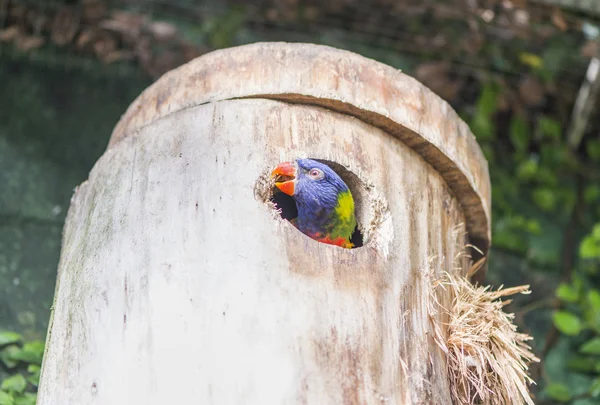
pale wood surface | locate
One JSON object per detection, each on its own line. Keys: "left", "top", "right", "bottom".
{"left": 109, "top": 42, "right": 491, "bottom": 255}
{"left": 39, "top": 100, "right": 469, "bottom": 404}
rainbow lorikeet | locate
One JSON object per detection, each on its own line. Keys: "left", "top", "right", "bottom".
{"left": 271, "top": 158, "right": 357, "bottom": 249}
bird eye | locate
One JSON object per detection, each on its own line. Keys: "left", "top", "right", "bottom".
{"left": 308, "top": 168, "right": 324, "bottom": 180}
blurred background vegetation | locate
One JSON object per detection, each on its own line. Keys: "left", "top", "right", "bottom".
{"left": 1, "top": 0, "right": 600, "bottom": 403}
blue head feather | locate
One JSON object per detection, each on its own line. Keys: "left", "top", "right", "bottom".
{"left": 292, "top": 159, "right": 352, "bottom": 237}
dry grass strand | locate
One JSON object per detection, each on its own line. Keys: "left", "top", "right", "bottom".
{"left": 430, "top": 260, "right": 539, "bottom": 405}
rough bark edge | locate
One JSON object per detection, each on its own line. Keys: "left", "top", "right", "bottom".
{"left": 38, "top": 180, "right": 90, "bottom": 397}
{"left": 106, "top": 42, "right": 491, "bottom": 256}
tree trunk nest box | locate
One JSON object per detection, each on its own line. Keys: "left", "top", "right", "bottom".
{"left": 38, "top": 43, "right": 491, "bottom": 405}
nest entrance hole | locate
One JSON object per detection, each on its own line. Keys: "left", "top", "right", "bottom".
{"left": 269, "top": 159, "right": 366, "bottom": 248}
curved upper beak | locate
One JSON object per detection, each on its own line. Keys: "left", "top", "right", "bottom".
{"left": 271, "top": 161, "right": 297, "bottom": 196}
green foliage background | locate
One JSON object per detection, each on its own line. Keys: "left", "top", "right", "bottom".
{"left": 0, "top": 331, "right": 43, "bottom": 405}
{"left": 1, "top": 1, "right": 600, "bottom": 403}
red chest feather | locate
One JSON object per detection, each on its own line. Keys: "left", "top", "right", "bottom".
{"left": 311, "top": 233, "right": 354, "bottom": 249}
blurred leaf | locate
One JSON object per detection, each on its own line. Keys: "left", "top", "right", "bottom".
{"left": 584, "top": 262, "right": 600, "bottom": 276}
{"left": 519, "top": 52, "right": 543, "bottom": 69}
{"left": 472, "top": 114, "right": 494, "bottom": 140}
{"left": 556, "top": 283, "right": 579, "bottom": 303}
{"left": 540, "top": 144, "right": 572, "bottom": 169}
{"left": 581, "top": 235, "right": 600, "bottom": 259}
{"left": 553, "top": 311, "right": 583, "bottom": 336}
{"left": 471, "top": 83, "right": 498, "bottom": 140}
{"left": 586, "top": 290, "right": 600, "bottom": 332}
{"left": 560, "top": 187, "right": 576, "bottom": 215}
{"left": 26, "top": 364, "right": 38, "bottom": 373}
{"left": 26, "top": 365, "right": 40, "bottom": 387}
{"left": 528, "top": 229, "right": 562, "bottom": 265}
{"left": 589, "top": 290, "right": 600, "bottom": 310}
{"left": 532, "top": 188, "right": 557, "bottom": 212}
{"left": 594, "top": 224, "right": 600, "bottom": 240}
{"left": 573, "top": 274, "right": 584, "bottom": 293}
{"left": 567, "top": 356, "right": 596, "bottom": 373}
{"left": 526, "top": 219, "right": 542, "bottom": 235}
{"left": 10, "top": 341, "right": 44, "bottom": 365}
{"left": 0, "top": 375, "right": 26, "bottom": 394}
{"left": 0, "top": 346, "right": 20, "bottom": 369}
{"left": 208, "top": 7, "right": 245, "bottom": 48}
{"left": 493, "top": 231, "right": 527, "bottom": 253}
{"left": 587, "top": 139, "right": 600, "bottom": 161}
{"left": 590, "top": 378, "right": 600, "bottom": 398}
{"left": 489, "top": 43, "right": 511, "bottom": 72}
{"left": 581, "top": 338, "right": 600, "bottom": 354}
{"left": 480, "top": 143, "right": 495, "bottom": 162}
{"left": 585, "top": 186, "right": 600, "bottom": 204}
{"left": 539, "top": 36, "right": 577, "bottom": 82}
{"left": 0, "top": 391, "right": 14, "bottom": 405}
{"left": 538, "top": 116, "right": 562, "bottom": 141}
{"left": 516, "top": 158, "right": 538, "bottom": 181}
{"left": 477, "top": 83, "right": 498, "bottom": 118}
{"left": 14, "top": 393, "right": 36, "bottom": 405}
{"left": 536, "top": 165, "right": 559, "bottom": 187}
{"left": 585, "top": 310, "right": 600, "bottom": 334}
{"left": 546, "top": 382, "right": 572, "bottom": 402}
{"left": 492, "top": 216, "right": 528, "bottom": 253}
{"left": 510, "top": 115, "right": 529, "bottom": 154}
{"left": 0, "top": 332, "right": 22, "bottom": 347}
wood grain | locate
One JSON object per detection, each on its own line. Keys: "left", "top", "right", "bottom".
{"left": 108, "top": 42, "right": 491, "bottom": 255}
{"left": 39, "top": 100, "right": 468, "bottom": 404}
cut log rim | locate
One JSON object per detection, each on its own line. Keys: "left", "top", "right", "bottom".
{"left": 106, "top": 42, "right": 491, "bottom": 273}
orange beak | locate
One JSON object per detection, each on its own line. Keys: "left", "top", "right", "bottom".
{"left": 271, "top": 161, "right": 297, "bottom": 196}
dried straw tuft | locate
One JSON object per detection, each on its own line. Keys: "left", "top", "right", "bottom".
{"left": 430, "top": 257, "right": 539, "bottom": 405}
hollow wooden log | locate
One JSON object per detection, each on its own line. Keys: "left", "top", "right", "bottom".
{"left": 38, "top": 43, "right": 491, "bottom": 405}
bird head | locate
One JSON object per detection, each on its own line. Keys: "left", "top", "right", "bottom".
{"left": 271, "top": 158, "right": 357, "bottom": 249}
{"left": 271, "top": 158, "right": 350, "bottom": 210}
